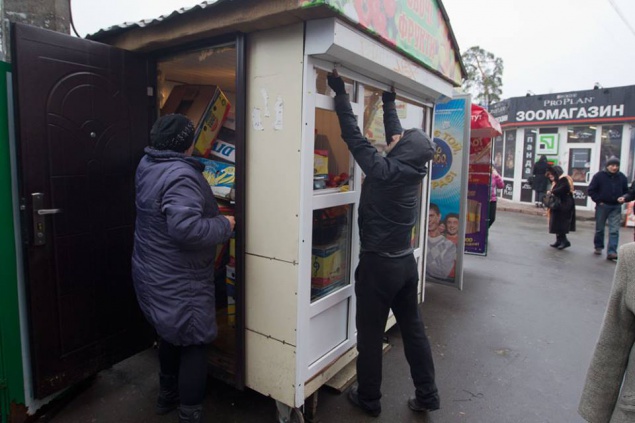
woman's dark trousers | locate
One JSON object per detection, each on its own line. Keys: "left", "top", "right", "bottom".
{"left": 354, "top": 252, "right": 438, "bottom": 411}
{"left": 159, "top": 340, "right": 209, "bottom": 406}
{"left": 488, "top": 200, "right": 497, "bottom": 228}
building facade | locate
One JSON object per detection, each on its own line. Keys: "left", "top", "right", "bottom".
{"left": 489, "top": 85, "right": 635, "bottom": 210}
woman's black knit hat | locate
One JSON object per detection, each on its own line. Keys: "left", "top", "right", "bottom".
{"left": 150, "top": 114, "right": 195, "bottom": 152}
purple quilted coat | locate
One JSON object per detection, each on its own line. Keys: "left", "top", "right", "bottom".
{"left": 132, "top": 147, "right": 232, "bottom": 346}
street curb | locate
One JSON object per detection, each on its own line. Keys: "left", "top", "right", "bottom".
{"left": 497, "top": 201, "right": 595, "bottom": 221}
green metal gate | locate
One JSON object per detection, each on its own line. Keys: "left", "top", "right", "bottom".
{"left": 0, "top": 60, "right": 25, "bottom": 423}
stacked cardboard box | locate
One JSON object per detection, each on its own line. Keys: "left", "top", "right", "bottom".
{"left": 161, "top": 84, "right": 231, "bottom": 158}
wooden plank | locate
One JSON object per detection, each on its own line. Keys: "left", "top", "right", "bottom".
{"left": 323, "top": 342, "right": 391, "bottom": 393}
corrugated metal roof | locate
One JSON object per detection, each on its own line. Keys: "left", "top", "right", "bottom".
{"left": 87, "top": 0, "right": 227, "bottom": 39}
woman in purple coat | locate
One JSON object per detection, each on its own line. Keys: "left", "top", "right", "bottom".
{"left": 132, "top": 114, "right": 235, "bottom": 423}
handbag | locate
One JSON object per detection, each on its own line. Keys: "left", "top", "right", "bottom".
{"left": 542, "top": 193, "right": 561, "bottom": 210}
{"left": 527, "top": 175, "right": 535, "bottom": 188}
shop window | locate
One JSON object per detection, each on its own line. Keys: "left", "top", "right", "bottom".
{"left": 569, "top": 148, "right": 591, "bottom": 183}
{"left": 315, "top": 68, "right": 356, "bottom": 101}
{"left": 600, "top": 125, "right": 623, "bottom": 169}
{"left": 311, "top": 205, "right": 353, "bottom": 302}
{"left": 492, "top": 134, "right": 504, "bottom": 175}
{"left": 567, "top": 125, "right": 596, "bottom": 143}
{"left": 362, "top": 84, "right": 427, "bottom": 249}
{"left": 314, "top": 109, "right": 355, "bottom": 192}
{"left": 503, "top": 130, "right": 516, "bottom": 178}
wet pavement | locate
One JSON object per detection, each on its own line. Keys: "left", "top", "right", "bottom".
{"left": 43, "top": 206, "right": 631, "bottom": 423}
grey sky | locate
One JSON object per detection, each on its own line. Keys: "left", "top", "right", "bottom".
{"left": 72, "top": 0, "right": 635, "bottom": 99}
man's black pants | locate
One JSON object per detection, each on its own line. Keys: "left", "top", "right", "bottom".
{"left": 355, "top": 252, "right": 439, "bottom": 410}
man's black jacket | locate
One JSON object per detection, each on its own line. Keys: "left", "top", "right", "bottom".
{"left": 333, "top": 94, "right": 435, "bottom": 256}
{"left": 588, "top": 169, "right": 628, "bottom": 205}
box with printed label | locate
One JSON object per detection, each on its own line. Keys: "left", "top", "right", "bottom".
{"left": 196, "top": 157, "right": 235, "bottom": 198}
{"left": 193, "top": 87, "right": 231, "bottom": 157}
{"left": 311, "top": 243, "right": 346, "bottom": 288}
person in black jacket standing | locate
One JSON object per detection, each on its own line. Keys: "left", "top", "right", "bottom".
{"left": 327, "top": 70, "right": 439, "bottom": 416}
{"left": 532, "top": 155, "right": 549, "bottom": 208}
{"left": 588, "top": 156, "right": 628, "bottom": 261}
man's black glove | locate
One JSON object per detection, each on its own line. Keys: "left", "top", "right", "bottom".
{"left": 382, "top": 90, "right": 396, "bottom": 103}
{"left": 327, "top": 74, "right": 346, "bottom": 95}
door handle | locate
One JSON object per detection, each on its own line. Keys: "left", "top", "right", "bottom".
{"left": 32, "top": 193, "right": 62, "bottom": 246}
{"left": 37, "top": 208, "right": 63, "bottom": 215}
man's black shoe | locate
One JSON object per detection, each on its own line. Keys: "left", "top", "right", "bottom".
{"left": 348, "top": 386, "right": 381, "bottom": 417}
{"left": 408, "top": 396, "right": 440, "bottom": 412}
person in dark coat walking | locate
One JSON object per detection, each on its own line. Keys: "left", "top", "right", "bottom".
{"left": 327, "top": 70, "right": 439, "bottom": 417}
{"left": 132, "top": 114, "right": 235, "bottom": 423}
{"left": 532, "top": 155, "right": 549, "bottom": 208}
{"left": 588, "top": 156, "right": 628, "bottom": 261}
{"left": 545, "top": 165, "right": 576, "bottom": 249}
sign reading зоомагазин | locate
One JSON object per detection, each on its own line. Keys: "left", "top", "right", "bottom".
{"left": 489, "top": 85, "right": 635, "bottom": 125}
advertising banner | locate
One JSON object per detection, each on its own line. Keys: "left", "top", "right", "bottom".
{"left": 428, "top": 96, "right": 470, "bottom": 288}
{"left": 573, "top": 185, "right": 589, "bottom": 207}
{"left": 465, "top": 173, "right": 490, "bottom": 255}
{"left": 465, "top": 135, "right": 493, "bottom": 255}
{"left": 522, "top": 130, "right": 536, "bottom": 180}
{"left": 462, "top": 105, "right": 500, "bottom": 256}
{"left": 502, "top": 180, "right": 514, "bottom": 200}
{"left": 299, "top": 0, "right": 463, "bottom": 85}
{"left": 520, "top": 180, "right": 533, "bottom": 202}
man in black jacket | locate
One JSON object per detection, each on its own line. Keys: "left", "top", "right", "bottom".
{"left": 327, "top": 70, "right": 439, "bottom": 416}
{"left": 588, "top": 156, "right": 628, "bottom": 260}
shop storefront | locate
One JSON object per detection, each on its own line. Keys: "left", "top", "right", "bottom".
{"left": 489, "top": 85, "right": 635, "bottom": 210}
{"left": 2, "top": 1, "right": 466, "bottom": 421}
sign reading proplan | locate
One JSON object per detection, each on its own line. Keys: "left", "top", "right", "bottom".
{"left": 489, "top": 85, "right": 635, "bottom": 125}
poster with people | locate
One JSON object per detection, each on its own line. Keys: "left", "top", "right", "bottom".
{"left": 427, "top": 96, "right": 470, "bottom": 288}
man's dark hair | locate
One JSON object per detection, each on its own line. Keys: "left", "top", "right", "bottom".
{"left": 430, "top": 203, "right": 440, "bottom": 215}
{"left": 445, "top": 213, "right": 459, "bottom": 223}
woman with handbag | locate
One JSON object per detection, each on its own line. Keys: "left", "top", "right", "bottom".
{"left": 545, "top": 165, "right": 576, "bottom": 249}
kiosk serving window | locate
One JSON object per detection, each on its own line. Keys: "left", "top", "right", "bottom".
{"left": 362, "top": 85, "right": 428, "bottom": 249}
{"left": 156, "top": 43, "right": 242, "bottom": 385}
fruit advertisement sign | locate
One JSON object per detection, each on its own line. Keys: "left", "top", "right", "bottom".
{"left": 299, "top": 0, "right": 462, "bottom": 85}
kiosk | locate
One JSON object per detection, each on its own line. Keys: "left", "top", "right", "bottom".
{"left": 1, "top": 1, "right": 466, "bottom": 421}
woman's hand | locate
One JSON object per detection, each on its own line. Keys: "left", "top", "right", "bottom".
{"left": 224, "top": 215, "right": 236, "bottom": 231}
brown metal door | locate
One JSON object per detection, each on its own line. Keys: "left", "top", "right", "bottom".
{"left": 12, "top": 23, "right": 155, "bottom": 398}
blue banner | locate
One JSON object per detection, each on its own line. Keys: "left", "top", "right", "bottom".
{"left": 428, "top": 97, "right": 470, "bottom": 288}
